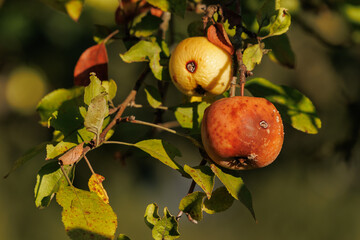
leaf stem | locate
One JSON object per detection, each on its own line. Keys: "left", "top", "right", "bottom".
{"left": 103, "top": 141, "right": 135, "bottom": 147}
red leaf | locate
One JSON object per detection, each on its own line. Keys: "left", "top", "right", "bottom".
{"left": 74, "top": 43, "right": 108, "bottom": 86}
{"left": 207, "top": 23, "right": 234, "bottom": 55}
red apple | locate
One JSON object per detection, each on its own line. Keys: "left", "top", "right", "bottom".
{"left": 201, "top": 96, "right": 284, "bottom": 170}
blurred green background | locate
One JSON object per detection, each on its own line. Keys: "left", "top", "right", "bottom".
{"left": 1, "top": 0, "right": 360, "bottom": 239}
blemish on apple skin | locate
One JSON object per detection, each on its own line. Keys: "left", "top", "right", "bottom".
{"left": 259, "top": 120, "right": 268, "bottom": 129}
{"left": 186, "top": 60, "right": 197, "bottom": 73}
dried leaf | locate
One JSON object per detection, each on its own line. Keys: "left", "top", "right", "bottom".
{"left": 88, "top": 174, "right": 109, "bottom": 204}
{"left": 74, "top": 43, "right": 108, "bottom": 86}
{"left": 207, "top": 23, "right": 234, "bottom": 55}
{"left": 58, "top": 142, "right": 84, "bottom": 165}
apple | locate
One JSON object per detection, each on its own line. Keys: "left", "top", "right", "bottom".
{"left": 169, "top": 37, "right": 233, "bottom": 96}
{"left": 201, "top": 96, "right": 284, "bottom": 170}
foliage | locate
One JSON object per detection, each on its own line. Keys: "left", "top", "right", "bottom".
{"left": 4, "top": 0, "right": 326, "bottom": 239}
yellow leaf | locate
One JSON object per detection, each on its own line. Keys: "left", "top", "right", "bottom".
{"left": 88, "top": 173, "right": 109, "bottom": 204}
{"left": 65, "top": 0, "right": 83, "bottom": 22}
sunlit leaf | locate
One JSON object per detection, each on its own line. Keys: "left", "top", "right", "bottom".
{"left": 120, "top": 39, "right": 163, "bottom": 80}
{"left": 245, "top": 78, "right": 321, "bottom": 134}
{"left": 264, "top": 34, "right": 295, "bottom": 68}
{"left": 259, "top": 8, "right": 291, "bottom": 38}
{"left": 56, "top": 186, "right": 117, "bottom": 240}
{"left": 144, "top": 85, "right": 162, "bottom": 108}
{"left": 152, "top": 208, "right": 180, "bottom": 240}
{"left": 172, "top": 102, "right": 210, "bottom": 131}
{"left": 88, "top": 174, "right": 109, "bottom": 204}
{"left": 179, "top": 192, "right": 206, "bottom": 222}
{"left": 40, "top": 0, "right": 84, "bottom": 22}
{"left": 203, "top": 186, "right": 234, "bottom": 214}
{"left": 210, "top": 164, "right": 256, "bottom": 220}
{"left": 37, "top": 87, "right": 84, "bottom": 126}
{"left": 134, "top": 139, "right": 182, "bottom": 171}
{"left": 243, "top": 44, "right": 263, "bottom": 71}
{"left": 74, "top": 43, "right": 108, "bottom": 86}
{"left": 34, "top": 161, "right": 74, "bottom": 208}
{"left": 102, "top": 79, "right": 117, "bottom": 101}
{"left": 58, "top": 142, "right": 84, "bottom": 165}
{"left": 144, "top": 203, "right": 160, "bottom": 229}
{"left": 46, "top": 141, "right": 77, "bottom": 160}
{"left": 147, "top": 0, "right": 186, "bottom": 17}
{"left": 130, "top": 11, "right": 163, "bottom": 38}
{"left": 84, "top": 74, "right": 106, "bottom": 106}
{"left": 84, "top": 93, "right": 109, "bottom": 144}
{"left": 342, "top": 4, "right": 360, "bottom": 25}
{"left": 184, "top": 165, "right": 214, "bottom": 199}
{"left": 4, "top": 142, "right": 48, "bottom": 179}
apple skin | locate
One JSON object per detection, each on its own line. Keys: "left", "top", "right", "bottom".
{"left": 201, "top": 96, "right": 284, "bottom": 170}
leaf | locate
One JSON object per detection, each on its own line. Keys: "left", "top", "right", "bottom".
{"left": 207, "top": 23, "right": 234, "bottom": 55}
{"left": 84, "top": 93, "right": 109, "bottom": 144}
{"left": 4, "top": 142, "right": 48, "bottom": 179}
{"left": 144, "top": 85, "right": 162, "bottom": 108}
{"left": 172, "top": 102, "right": 210, "bottom": 131}
{"left": 46, "top": 141, "right": 77, "bottom": 160}
{"left": 117, "top": 234, "right": 131, "bottom": 240}
{"left": 187, "top": 21, "right": 204, "bottom": 37}
{"left": 88, "top": 174, "right": 109, "bottom": 204}
{"left": 37, "top": 87, "right": 84, "bottom": 126}
{"left": 152, "top": 208, "right": 180, "bottom": 240}
{"left": 210, "top": 164, "right": 256, "bottom": 220}
{"left": 101, "top": 79, "right": 117, "bottom": 101}
{"left": 243, "top": 44, "right": 263, "bottom": 71}
{"left": 84, "top": 74, "right": 106, "bottom": 106}
{"left": 56, "top": 185, "right": 117, "bottom": 240}
{"left": 203, "top": 187, "right": 234, "bottom": 214}
{"left": 257, "top": 0, "right": 280, "bottom": 27}
{"left": 58, "top": 142, "right": 84, "bottom": 165}
{"left": 179, "top": 192, "right": 206, "bottom": 222}
{"left": 34, "top": 161, "right": 74, "bottom": 208}
{"left": 144, "top": 203, "right": 160, "bottom": 229}
{"left": 134, "top": 139, "right": 182, "bottom": 171}
{"left": 120, "top": 39, "right": 163, "bottom": 80}
{"left": 130, "top": 11, "right": 163, "bottom": 38}
{"left": 184, "top": 165, "right": 214, "bottom": 199}
{"left": 40, "top": 0, "right": 84, "bottom": 22}
{"left": 264, "top": 34, "right": 295, "bottom": 68}
{"left": 147, "top": 0, "right": 186, "bottom": 17}
{"left": 74, "top": 43, "right": 108, "bottom": 86}
{"left": 245, "top": 78, "right": 321, "bottom": 134}
{"left": 259, "top": 8, "right": 291, "bottom": 38}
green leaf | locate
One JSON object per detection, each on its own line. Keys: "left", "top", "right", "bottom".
{"left": 243, "top": 44, "right": 263, "bottom": 71}
{"left": 152, "top": 208, "right": 180, "bottom": 240}
{"left": 210, "top": 164, "right": 256, "bottom": 220}
{"left": 120, "top": 40, "right": 163, "bottom": 80}
{"left": 40, "top": 0, "right": 84, "bottom": 22}
{"left": 56, "top": 185, "right": 117, "bottom": 240}
{"left": 179, "top": 192, "right": 206, "bottom": 222}
{"left": 245, "top": 78, "right": 321, "bottom": 134}
{"left": 264, "top": 34, "right": 295, "bottom": 68}
{"left": 172, "top": 102, "right": 210, "bottom": 131}
{"left": 4, "top": 142, "right": 48, "bottom": 178}
{"left": 130, "top": 11, "right": 163, "bottom": 38}
{"left": 144, "top": 85, "right": 162, "bottom": 108}
{"left": 134, "top": 139, "right": 182, "bottom": 171}
{"left": 187, "top": 21, "right": 204, "bottom": 37}
{"left": 117, "top": 234, "right": 131, "bottom": 240}
{"left": 34, "top": 161, "right": 74, "bottom": 208}
{"left": 342, "top": 4, "right": 360, "bottom": 25}
{"left": 184, "top": 165, "right": 214, "bottom": 199}
{"left": 144, "top": 203, "right": 160, "bottom": 229}
{"left": 203, "top": 187, "right": 234, "bottom": 214}
{"left": 84, "top": 93, "right": 109, "bottom": 144}
{"left": 256, "top": 0, "right": 280, "bottom": 27}
{"left": 259, "top": 8, "right": 291, "bottom": 38}
{"left": 101, "top": 79, "right": 117, "bottom": 101}
{"left": 147, "top": 0, "right": 186, "bottom": 17}
{"left": 84, "top": 74, "right": 106, "bottom": 106}
{"left": 37, "top": 87, "right": 84, "bottom": 126}
{"left": 46, "top": 141, "right": 77, "bottom": 160}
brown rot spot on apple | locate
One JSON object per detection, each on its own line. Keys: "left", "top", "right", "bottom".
{"left": 195, "top": 85, "right": 206, "bottom": 95}
{"left": 172, "top": 75, "right": 178, "bottom": 83}
{"left": 186, "top": 61, "right": 197, "bottom": 73}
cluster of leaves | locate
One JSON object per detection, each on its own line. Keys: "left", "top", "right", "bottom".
{"left": 4, "top": 0, "right": 323, "bottom": 239}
